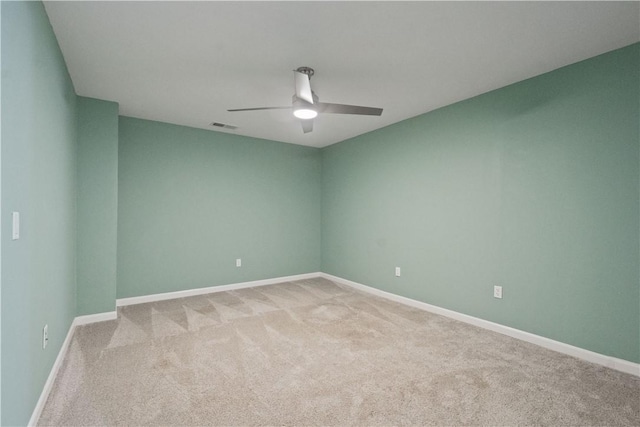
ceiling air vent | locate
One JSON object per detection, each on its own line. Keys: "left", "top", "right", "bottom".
{"left": 210, "top": 122, "right": 238, "bottom": 130}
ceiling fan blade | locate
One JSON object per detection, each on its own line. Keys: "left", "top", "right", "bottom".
{"left": 294, "top": 71, "right": 314, "bottom": 104}
{"left": 316, "top": 102, "right": 383, "bottom": 116}
{"left": 301, "top": 119, "right": 313, "bottom": 134}
{"left": 227, "top": 106, "right": 290, "bottom": 112}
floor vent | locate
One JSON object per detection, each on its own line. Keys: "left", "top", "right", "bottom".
{"left": 210, "top": 122, "right": 238, "bottom": 130}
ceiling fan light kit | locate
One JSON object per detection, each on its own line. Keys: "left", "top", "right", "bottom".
{"left": 228, "top": 66, "right": 383, "bottom": 134}
{"left": 292, "top": 90, "right": 318, "bottom": 119}
{"left": 293, "top": 108, "right": 317, "bottom": 120}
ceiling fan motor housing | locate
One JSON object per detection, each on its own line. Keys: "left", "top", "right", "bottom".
{"left": 292, "top": 94, "right": 319, "bottom": 120}
{"left": 292, "top": 92, "right": 319, "bottom": 108}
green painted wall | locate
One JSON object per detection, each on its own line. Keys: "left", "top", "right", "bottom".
{"left": 1, "top": 2, "right": 78, "bottom": 425}
{"left": 321, "top": 44, "right": 640, "bottom": 363}
{"left": 117, "top": 117, "right": 321, "bottom": 298}
{"left": 0, "top": 3, "right": 3, "bottom": 421}
{"left": 77, "top": 97, "right": 119, "bottom": 315}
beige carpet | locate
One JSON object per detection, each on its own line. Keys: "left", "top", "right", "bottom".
{"left": 38, "top": 277, "right": 639, "bottom": 426}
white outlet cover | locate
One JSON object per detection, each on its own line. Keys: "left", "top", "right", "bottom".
{"left": 494, "top": 285, "right": 503, "bottom": 299}
{"left": 395, "top": 267, "right": 401, "bottom": 277}
{"left": 43, "top": 324, "right": 49, "bottom": 349}
{"left": 12, "top": 212, "right": 20, "bottom": 240}
{"left": 236, "top": 258, "right": 242, "bottom": 267}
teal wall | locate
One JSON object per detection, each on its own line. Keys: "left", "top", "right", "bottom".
{"left": 1, "top": 2, "right": 78, "bottom": 425}
{"left": 77, "top": 97, "right": 119, "bottom": 315}
{"left": 322, "top": 44, "right": 640, "bottom": 363}
{"left": 0, "top": 3, "right": 3, "bottom": 421}
{"left": 117, "top": 117, "right": 322, "bottom": 298}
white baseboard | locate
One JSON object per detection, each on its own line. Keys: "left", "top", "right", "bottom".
{"left": 116, "top": 272, "right": 322, "bottom": 307}
{"left": 28, "top": 319, "right": 76, "bottom": 426}
{"left": 74, "top": 310, "right": 117, "bottom": 325}
{"left": 28, "top": 311, "right": 118, "bottom": 426}
{"left": 321, "top": 273, "right": 640, "bottom": 377}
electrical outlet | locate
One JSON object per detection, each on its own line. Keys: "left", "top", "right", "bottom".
{"left": 395, "top": 267, "right": 401, "bottom": 277}
{"left": 12, "top": 212, "right": 20, "bottom": 240}
{"left": 494, "top": 285, "right": 503, "bottom": 299}
{"left": 236, "top": 258, "right": 242, "bottom": 267}
{"left": 43, "top": 324, "right": 49, "bottom": 349}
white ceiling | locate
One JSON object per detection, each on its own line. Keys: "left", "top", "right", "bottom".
{"left": 44, "top": 1, "right": 640, "bottom": 148}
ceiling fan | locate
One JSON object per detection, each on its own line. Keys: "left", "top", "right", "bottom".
{"left": 227, "top": 67, "right": 383, "bottom": 134}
